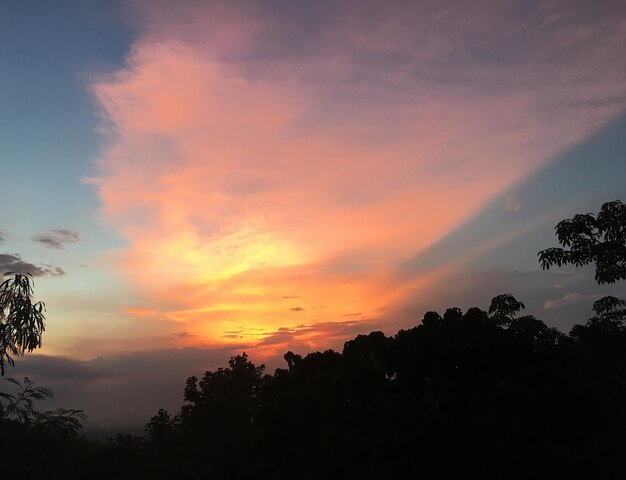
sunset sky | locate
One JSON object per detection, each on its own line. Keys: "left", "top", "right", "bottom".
{"left": 2, "top": 0, "right": 626, "bottom": 422}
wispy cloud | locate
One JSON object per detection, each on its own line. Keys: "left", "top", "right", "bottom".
{"left": 173, "top": 331, "right": 195, "bottom": 339}
{"left": 89, "top": 1, "right": 626, "bottom": 350}
{"left": 32, "top": 229, "right": 80, "bottom": 249}
{"left": 544, "top": 293, "right": 582, "bottom": 310}
{"left": 246, "top": 318, "right": 380, "bottom": 361}
{"left": 119, "top": 306, "right": 158, "bottom": 317}
{"left": 505, "top": 196, "right": 523, "bottom": 212}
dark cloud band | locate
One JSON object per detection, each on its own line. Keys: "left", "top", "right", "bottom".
{"left": 0, "top": 253, "right": 65, "bottom": 277}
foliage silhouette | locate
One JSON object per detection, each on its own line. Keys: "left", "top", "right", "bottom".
{"left": 118, "top": 293, "right": 624, "bottom": 479}
{"left": 0, "top": 273, "right": 46, "bottom": 374}
{"left": 539, "top": 200, "right": 626, "bottom": 322}
{"left": 0, "top": 376, "right": 53, "bottom": 424}
{"left": 0, "top": 377, "right": 85, "bottom": 435}
{"left": 0, "top": 275, "right": 86, "bottom": 479}
{"left": 145, "top": 408, "right": 177, "bottom": 442}
{"left": 488, "top": 293, "right": 525, "bottom": 322}
{"left": 538, "top": 200, "right": 626, "bottom": 284}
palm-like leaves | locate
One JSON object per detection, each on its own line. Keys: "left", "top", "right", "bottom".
{"left": 0, "top": 377, "right": 86, "bottom": 435}
{"left": 0, "top": 272, "right": 46, "bottom": 374}
{"left": 0, "top": 377, "right": 53, "bottom": 424}
{"left": 36, "top": 408, "right": 87, "bottom": 436}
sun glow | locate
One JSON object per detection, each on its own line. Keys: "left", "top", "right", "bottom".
{"left": 87, "top": 1, "right": 626, "bottom": 357}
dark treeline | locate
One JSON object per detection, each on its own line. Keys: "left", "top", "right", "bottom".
{"left": 2, "top": 200, "right": 625, "bottom": 478}
{"left": 2, "top": 300, "right": 626, "bottom": 479}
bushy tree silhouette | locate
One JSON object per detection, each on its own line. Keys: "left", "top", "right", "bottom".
{"left": 181, "top": 352, "right": 265, "bottom": 433}
{"left": 488, "top": 293, "right": 525, "bottom": 322}
{"left": 146, "top": 409, "right": 177, "bottom": 442}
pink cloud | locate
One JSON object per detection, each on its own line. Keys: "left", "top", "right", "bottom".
{"left": 90, "top": 1, "right": 626, "bottom": 356}
{"left": 544, "top": 293, "right": 582, "bottom": 310}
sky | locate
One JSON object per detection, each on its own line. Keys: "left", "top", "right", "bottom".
{"left": 1, "top": 0, "right": 626, "bottom": 423}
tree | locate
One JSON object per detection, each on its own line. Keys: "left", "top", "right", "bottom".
{"left": 146, "top": 409, "right": 177, "bottom": 442}
{"left": 488, "top": 293, "right": 525, "bottom": 323}
{"left": 0, "top": 377, "right": 85, "bottom": 436}
{"left": 181, "top": 353, "right": 265, "bottom": 434}
{"left": 538, "top": 200, "right": 626, "bottom": 321}
{"left": 0, "top": 273, "right": 46, "bottom": 375}
{"left": 0, "top": 377, "right": 52, "bottom": 424}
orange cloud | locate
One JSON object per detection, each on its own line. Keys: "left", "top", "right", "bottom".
{"left": 90, "top": 2, "right": 626, "bottom": 357}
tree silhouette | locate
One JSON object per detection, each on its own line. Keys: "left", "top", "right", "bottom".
{"left": 146, "top": 408, "right": 177, "bottom": 442}
{"left": 488, "top": 293, "right": 525, "bottom": 323}
{"left": 0, "top": 376, "right": 52, "bottom": 424}
{"left": 539, "top": 200, "right": 626, "bottom": 321}
{"left": 181, "top": 352, "right": 265, "bottom": 431}
{"left": 0, "top": 274, "right": 86, "bottom": 446}
{"left": 0, "top": 377, "right": 85, "bottom": 435}
{"left": 0, "top": 273, "right": 46, "bottom": 374}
